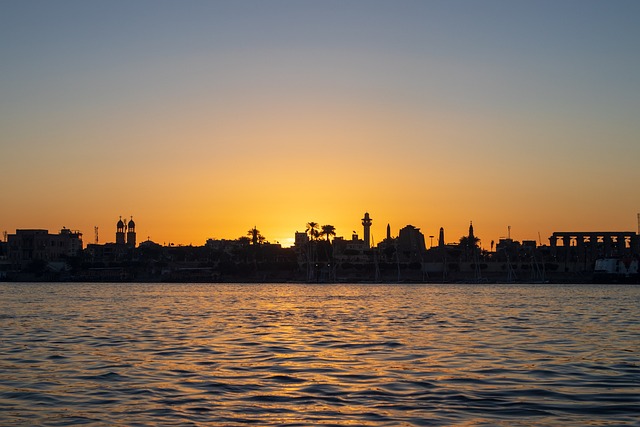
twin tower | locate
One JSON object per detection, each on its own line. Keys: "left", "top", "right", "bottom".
{"left": 116, "top": 216, "right": 136, "bottom": 247}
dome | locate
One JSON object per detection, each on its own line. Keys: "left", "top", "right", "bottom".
{"left": 128, "top": 217, "right": 135, "bottom": 228}
{"left": 117, "top": 217, "right": 124, "bottom": 228}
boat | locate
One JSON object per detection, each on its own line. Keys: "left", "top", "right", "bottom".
{"left": 593, "top": 258, "right": 639, "bottom": 283}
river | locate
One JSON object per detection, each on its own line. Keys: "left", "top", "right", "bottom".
{"left": 1, "top": 283, "right": 638, "bottom": 426}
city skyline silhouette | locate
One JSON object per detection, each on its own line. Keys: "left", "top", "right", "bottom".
{"left": 3, "top": 210, "right": 639, "bottom": 284}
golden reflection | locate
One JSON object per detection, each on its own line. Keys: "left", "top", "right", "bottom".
{"left": 2, "top": 282, "right": 638, "bottom": 425}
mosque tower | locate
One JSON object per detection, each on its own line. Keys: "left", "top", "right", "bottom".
{"left": 116, "top": 217, "right": 125, "bottom": 245}
{"left": 362, "top": 212, "right": 372, "bottom": 249}
{"left": 438, "top": 227, "right": 445, "bottom": 247}
{"left": 127, "top": 216, "right": 136, "bottom": 247}
{"left": 469, "top": 221, "right": 475, "bottom": 240}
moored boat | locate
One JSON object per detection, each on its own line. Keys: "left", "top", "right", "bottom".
{"left": 593, "top": 258, "right": 640, "bottom": 283}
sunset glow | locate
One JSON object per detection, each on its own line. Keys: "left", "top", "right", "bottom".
{"left": 2, "top": 1, "right": 639, "bottom": 247}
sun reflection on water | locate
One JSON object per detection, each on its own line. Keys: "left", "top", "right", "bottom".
{"left": 0, "top": 283, "right": 638, "bottom": 426}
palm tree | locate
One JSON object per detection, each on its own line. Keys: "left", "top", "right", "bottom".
{"left": 306, "top": 222, "right": 319, "bottom": 241}
{"left": 247, "top": 226, "right": 265, "bottom": 245}
{"left": 459, "top": 235, "right": 481, "bottom": 262}
{"left": 459, "top": 235, "right": 480, "bottom": 249}
{"left": 320, "top": 224, "right": 336, "bottom": 244}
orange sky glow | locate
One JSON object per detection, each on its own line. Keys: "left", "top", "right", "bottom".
{"left": 1, "top": 2, "right": 639, "bottom": 248}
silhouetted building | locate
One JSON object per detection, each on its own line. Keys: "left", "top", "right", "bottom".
{"left": 438, "top": 227, "right": 445, "bottom": 247}
{"left": 294, "top": 231, "right": 309, "bottom": 248}
{"left": 0, "top": 240, "right": 7, "bottom": 279}
{"left": 116, "top": 217, "right": 126, "bottom": 245}
{"left": 127, "top": 217, "right": 136, "bottom": 247}
{"left": 376, "top": 224, "right": 396, "bottom": 256}
{"left": 397, "top": 225, "right": 426, "bottom": 261}
{"left": 333, "top": 234, "right": 369, "bottom": 264}
{"left": 549, "top": 231, "right": 639, "bottom": 262}
{"left": 7, "top": 228, "right": 83, "bottom": 268}
{"left": 496, "top": 238, "right": 516, "bottom": 250}
{"left": 362, "top": 212, "right": 372, "bottom": 249}
{"left": 115, "top": 216, "right": 137, "bottom": 248}
{"left": 84, "top": 216, "right": 138, "bottom": 264}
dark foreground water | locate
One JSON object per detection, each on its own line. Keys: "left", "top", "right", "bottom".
{"left": 1, "top": 283, "right": 638, "bottom": 426}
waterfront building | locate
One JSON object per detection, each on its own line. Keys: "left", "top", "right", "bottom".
{"left": 294, "top": 231, "right": 309, "bottom": 248}
{"left": 7, "top": 228, "right": 83, "bottom": 269}
{"left": 362, "top": 212, "right": 372, "bottom": 249}
{"left": 126, "top": 217, "right": 136, "bottom": 247}
{"left": 116, "top": 216, "right": 137, "bottom": 247}
{"left": 333, "top": 234, "right": 369, "bottom": 264}
{"left": 84, "top": 217, "right": 138, "bottom": 264}
{"left": 397, "top": 225, "right": 426, "bottom": 261}
{"left": 549, "top": 231, "right": 639, "bottom": 262}
{"left": 116, "top": 217, "right": 126, "bottom": 245}
{"left": 85, "top": 242, "right": 125, "bottom": 264}
{"left": 376, "top": 223, "right": 397, "bottom": 256}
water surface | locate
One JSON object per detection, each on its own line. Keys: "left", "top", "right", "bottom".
{"left": 1, "top": 283, "right": 638, "bottom": 426}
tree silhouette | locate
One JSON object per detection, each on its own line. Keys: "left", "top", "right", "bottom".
{"left": 237, "top": 236, "right": 251, "bottom": 247}
{"left": 320, "top": 224, "right": 336, "bottom": 244}
{"left": 247, "top": 226, "right": 265, "bottom": 245}
{"left": 459, "top": 235, "right": 481, "bottom": 261}
{"left": 306, "top": 222, "right": 319, "bottom": 241}
{"left": 459, "top": 235, "right": 480, "bottom": 249}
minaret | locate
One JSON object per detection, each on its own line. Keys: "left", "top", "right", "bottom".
{"left": 362, "top": 212, "right": 372, "bottom": 249}
{"left": 438, "top": 227, "right": 445, "bottom": 247}
{"left": 386, "top": 223, "right": 391, "bottom": 240}
{"left": 469, "top": 221, "right": 474, "bottom": 240}
{"left": 116, "top": 217, "right": 125, "bottom": 245}
{"left": 126, "top": 216, "right": 136, "bottom": 247}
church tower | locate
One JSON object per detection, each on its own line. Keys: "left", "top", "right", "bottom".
{"left": 127, "top": 216, "right": 136, "bottom": 247}
{"left": 362, "top": 212, "right": 372, "bottom": 249}
{"left": 116, "top": 217, "right": 125, "bottom": 245}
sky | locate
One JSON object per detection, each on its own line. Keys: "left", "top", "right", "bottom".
{"left": 1, "top": 0, "right": 639, "bottom": 248}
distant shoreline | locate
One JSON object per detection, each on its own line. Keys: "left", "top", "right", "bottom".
{"left": 2, "top": 278, "right": 637, "bottom": 285}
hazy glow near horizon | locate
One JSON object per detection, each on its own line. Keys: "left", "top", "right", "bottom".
{"left": 1, "top": 1, "right": 639, "bottom": 248}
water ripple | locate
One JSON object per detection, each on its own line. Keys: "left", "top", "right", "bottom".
{"left": 1, "top": 282, "right": 639, "bottom": 426}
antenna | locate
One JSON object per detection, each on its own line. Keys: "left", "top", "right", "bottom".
{"left": 94, "top": 226, "right": 99, "bottom": 244}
